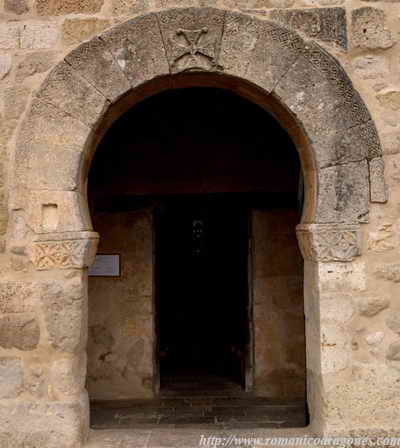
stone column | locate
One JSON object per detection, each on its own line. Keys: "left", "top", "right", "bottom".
{"left": 296, "top": 223, "right": 363, "bottom": 436}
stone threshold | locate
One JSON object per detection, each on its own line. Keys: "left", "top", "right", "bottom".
{"left": 86, "top": 427, "right": 312, "bottom": 448}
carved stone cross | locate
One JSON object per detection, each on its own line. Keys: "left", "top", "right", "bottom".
{"left": 171, "top": 27, "right": 217, "bottom": 72}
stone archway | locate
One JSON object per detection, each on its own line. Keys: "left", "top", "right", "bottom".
{"left": 6, "top": 7, "right": 387, "bottom": 447}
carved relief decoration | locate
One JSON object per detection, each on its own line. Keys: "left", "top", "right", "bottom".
{"left": 170, "top": 27, "right": 219, "bottom": 72}
{"left": 296, "top": 224, "right": 362, "bottom": 262}
{"left": 31, "top": 236, "right": 98, "bottom": 270}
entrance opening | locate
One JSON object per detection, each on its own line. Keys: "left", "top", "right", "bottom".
{"left": 88, "top": 84, "right": 307, "bottom": 429}
{"left": 155, "top": 195, "right": 249, "bottom": 394}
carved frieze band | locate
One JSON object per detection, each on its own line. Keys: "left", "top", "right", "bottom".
{"left": 296, "top": 224, "right": 362, "bottom": 262}
{"left": 30, "top": 232, "right": 99, "bottom": 270}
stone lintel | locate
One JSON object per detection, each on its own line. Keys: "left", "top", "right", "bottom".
{"left": 296, "top": 223, "right": 362, "bottom": 262}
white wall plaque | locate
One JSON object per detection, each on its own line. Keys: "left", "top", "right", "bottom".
{"left": 89, "top": 254, "right": 120, "bottom": 277}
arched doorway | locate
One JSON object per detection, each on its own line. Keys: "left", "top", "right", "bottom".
{"left": 8, "top": 7, "right": 387, "bottom": 446}
{"left": 87, "top": 87, "right": 306, "bottom": 428}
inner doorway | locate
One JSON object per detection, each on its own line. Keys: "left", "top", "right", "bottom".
{"left": 155, "top": 196, "right": 250, "bottom": 394}
{"left": 88, "top": 84, "right": 307, "bottom": 428}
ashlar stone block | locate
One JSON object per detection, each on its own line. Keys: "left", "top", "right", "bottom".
{"left": 0, "top": 358, "right": 23, "bottom": 398}
{"left": 270, "top": 7, "right": 347, "bottom": 50}
{"left": 101, "top": 14, "right": 169, "bottom": 89}
{"left": 317, "top": 160, "right": 370, "bottom": 224}
{"left": 36, "top": 0, "right": 104, "bottom": 15}
{"left": 65, "top": 37, "right": 131, "bottom": 103}
{"left": 41, "top": 280, "right": 87, "bottom": 353}
{"left": 352, "top": 7, "right": 394, "bottom": 50}
{"left": 0, "top": 282, "right": 33, "bottom": 314}
{"left": 158, "top": 7, "right": 225, "bottom": 73}
{"left": 369, "top": 157, "right": 388, "bottom": 203}
{"left": 274, "top": 43, "right": 373, "bottom": 169}
{"left": 37, "top": 61, "right": 109, "bottom": 128}
{"left": 17, "top": 99, "right": 91, "bottom": 191}
{"left": 0, "top": 315, "right": 40, "bottom": 351}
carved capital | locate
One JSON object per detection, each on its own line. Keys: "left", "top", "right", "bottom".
{"left": 296, "top": 224, "right": 362, "bottom": 262}
{"left": 30, "top": 232, "right": 99, "bottom": 270}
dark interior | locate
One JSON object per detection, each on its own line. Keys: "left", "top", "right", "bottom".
{"left": 89, "top": 87, "right": 300, "bottom": 215}
{"left": 155, "top": 195, "right": 249, "bottom": 391}
{"left": 89, "top": 87, "right": 301, "bottom": 396}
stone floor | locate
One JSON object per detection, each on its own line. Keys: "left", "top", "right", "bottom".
{"left": 87, "top": 427, "right": 312, "bottom": 448}
{"left": 89, "top": 373, "right": 308, "bottom": 446}
{"left": 91, "top": 372, "right": 307, "bottom": 431}
{"left": 91, "top": 396, "right": 307, "bottom": 430}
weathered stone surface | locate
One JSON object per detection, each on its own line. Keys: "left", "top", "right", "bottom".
{"left": 31, "top": 232, "right": 98, "bottom": 270}
{"left": 51, "top": 356, "right": 86, "bottom": 397}
{"left": 5, "top": 0, "right": 29, "bottom": 14}
{"left": 0, "top": 282, "right": 33, "bottom": 313}
{"left": 0, "top": 315, "right": 40, "bottom": 351}
{"left": 221, "top": 13, "right": 303, "bottom": 94}
{"left": 358, "top": 296, "right": 389, "bottom": 317}
{"left": 342, "top": 121, "right": 382, "bottom": 162}
{"left": 4, "top": 86, "right": 31, "bottom": 122}
{"left": 62, "top": 18, "right": 111, "bottom": 46}
{"left": 319, "top": 261, "right": 367, "bottom": 292}
{"left": 386, "top": 312, "right": 400, "bottom": 335}
{"left": 317, "top": 161, "right": 370, "bottom": 223}
{"left": 321, "top": 322, "right": 349, "bottom": 374}
{"left": 274, "top": 44, "right": 381, "bottom": 172}
{"left": 17, "top": 98, "right": 91, "bottom": 190}
{"left": 254, "top": 0, "right": 295, "bottom": 6}
{"left": 352, "top": 7, "right": 394, "bottom": 50}
{"left": 277, "top": 41, "right": 370, "bottom": 126}
{"left": 112, "top": 0, "right": 150, "bottom": 15}
{"left": 36, "top": 0, "right": 104, "bottom": 15}
{"left": 387, "top": 342, "right": 400, "bottom": 361}
{"left": 274, "top": 44, "right": 375, "bottom": 170}
{"left": 365, "top": 331, "right": 384, "bottom": 346}
{"left": 37, "top": 61, "right": 109, "bottom": 127}
{"left": 27, "top": 191, "right": 92, "bottom": 234}
{"left": 24, "top": 359, "right": 48, "bottom": 398}
{"left": 377, "top": 90, "right": 400, "bottom": 111}
{"left": 368, "top": 221, "right": 396, "bottom": 253}
{"left": 369, "top": 157, "right": 388, "bottom": 203}
{"left": 0, "top": 396, "right": 89, "bottom": 448}
{"left": 353, "top": 55, "right": 389, "bottom": 80}
{"left": 65, "top": 37, "right": 130, "bottom": 102}
{"left": 20, "top": 22, "right": 59, "bottom": 49}
{"left": 41, "top": 280, "right": 87, "bottom": 352}
{"left": 158, "top": 7, "right": 225, "bottom": 73}
{"left": 0, "top": 358, "right": 23, "bottom": 398}
{"left": 16, "top": 51, "right": 55, "bottom": 82}
{"left": 101, "top": 14, "right": 169, "bottom": 88}
{"left": 0, "top": 54, "right": 12, "bottom": 80}
{"left": 326, "top": 367, "right": 400, "bottom": 433}
{"left": 297, "top": 224, "right": 362, "bottom": 262}
{"left": 90, "top": 324, "right": 114, "bottom": 347}
{"left": 0, "top": 23, "right": 20, "bottom": 49}
{"left": 375, "top": 264, "right": 400, "bottom": 283}
{"left": 270, "top": 8, "right": 347, "bottom": 49}
{"left": 155, "top": 0, "right": 199, "bottom": 7}
{"left": 320, "top": 295, "right": 355, "bottom": 323}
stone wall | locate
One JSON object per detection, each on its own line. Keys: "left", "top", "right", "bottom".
{"left": 88, "top": 209, "right": 154, "bottom": 400}
{"left": 253, "top": 209, "right": 305, "bottom": 400}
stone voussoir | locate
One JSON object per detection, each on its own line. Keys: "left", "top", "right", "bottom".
{"left": 100, "top": 13, "right": 169, "bottom": 88}
{"left": 37, "top": 60, "right": 110, "bottom": 128}
{"left": 65, "top": 37, "right": 131, "bottom": 103}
